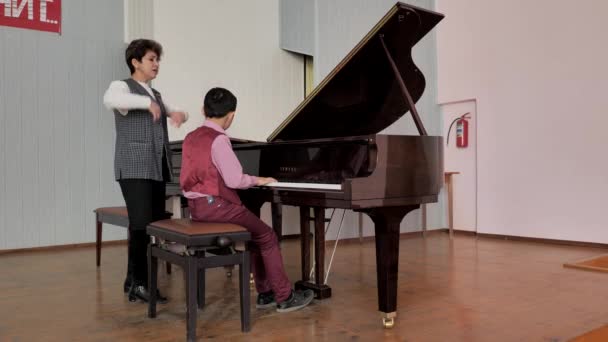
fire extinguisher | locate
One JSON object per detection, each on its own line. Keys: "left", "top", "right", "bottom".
{"left": 447, "top": 113, "right": 470, "bottom": 148}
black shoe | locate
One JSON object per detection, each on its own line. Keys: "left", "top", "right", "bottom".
{"left": 276, "top": 290, "right": 314, "bottom": 313}
{"left": 128, "top": 285, "right": 168, "bottom": 304}
{"left": 123, "top": 277, "right": 133, "bottom": 293}
{"left": 256, "top": 291, "right": 276, "bottom": 309}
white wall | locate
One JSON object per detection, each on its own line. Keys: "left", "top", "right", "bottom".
{"left": 152, "top": 0, "right": 304, "bottom": 142}
{"left": 149, "top": 0, "right": 304, "bottom": 231}
{"left": 436, "top": 0, "right": 608, "bottom": 242}
{"left": 441, "top": 99, "right": 477, "bottom": 232}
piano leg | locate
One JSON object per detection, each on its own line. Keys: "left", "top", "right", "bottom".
{"left": 295, "top": 206, "right": 332, "bottom": 299}
{"left": 298, "top": 207, "right": 311, "bottom": 283}
{"left": 313, "top": 207, "right": 325, "bottom": 286}
{"left": 358, "top": 205, "right": 419, "bottom": 328}
{"left": 271, "top": 203, "right": 283, "bottom": 240}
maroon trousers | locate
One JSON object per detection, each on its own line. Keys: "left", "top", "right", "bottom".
{"left": 188, "top": 196, "right": 292, "bottom": 302}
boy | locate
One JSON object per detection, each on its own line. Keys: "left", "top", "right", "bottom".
{"left": 103, "top": 39, "right": 188, "bottom": 303}
{"left": 180, "top": 87, "right": 314, "bottom": 313}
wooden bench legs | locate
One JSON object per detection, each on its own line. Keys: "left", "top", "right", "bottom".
{"left": 96, "top": 219, "right": 102, "bottom": 267}
{"left": 148, "top": 244, "right": 251, "bottom": 341}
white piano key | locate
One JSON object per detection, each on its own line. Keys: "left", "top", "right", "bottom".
{"left": 263, "top": 182, "right": 342, "bottom": 191}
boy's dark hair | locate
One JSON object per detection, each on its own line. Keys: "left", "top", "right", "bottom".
{"left": 125, "top": 39, "right": 163, "bottom": 74}
{"left": 204, "top": 88, "right": 237, "bottom": 118}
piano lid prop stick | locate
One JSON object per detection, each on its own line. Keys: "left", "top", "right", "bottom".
{"left": 324, "top": 209, "right": 347, "bottom": 285}
{"left": 310, "top": 208, "right": 337, "bottom": 279}
{"left": 379, "top": 34, "right": 427, "bottom": 136}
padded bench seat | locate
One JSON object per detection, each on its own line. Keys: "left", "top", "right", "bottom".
{"left": 147, "top": 219, "right": 251, "bottom": 247}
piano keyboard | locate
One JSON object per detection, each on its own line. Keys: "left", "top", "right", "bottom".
{"left": 263, "top": 182, "right": 342, "bottom": 191}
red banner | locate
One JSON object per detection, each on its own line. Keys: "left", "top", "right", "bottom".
{"left": 0, "top": 0, "right": 61, "bottom": 34}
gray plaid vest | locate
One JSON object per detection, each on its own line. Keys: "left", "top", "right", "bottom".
{"left": 113, "top": 78, "right": 173, "bottom": 182}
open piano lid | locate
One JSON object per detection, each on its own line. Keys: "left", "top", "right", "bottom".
{"left": 268, "top": 2, "right": 443, "bottom": 142}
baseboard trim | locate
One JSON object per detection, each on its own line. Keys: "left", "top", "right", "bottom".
{"left": 0, "top": 240, "right": 127, "bottom": 256}
{"left": 475, "top": 232, "right": 608, "bottom": 249}
{"left": 3, "top": 229, "right": 607, "bottom": 255}
{"left": 282, "top": 229, "right": 446, "bottom": 244}
{"left": 284, "top": 228, "right": 608, "bottom": 249}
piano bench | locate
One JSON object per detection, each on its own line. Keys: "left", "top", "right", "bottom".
{"left": 94, "top": 206, "right": 173, "bottom": 274}
{"left": 146, "top": 219, "right": 252, "bottom": 341}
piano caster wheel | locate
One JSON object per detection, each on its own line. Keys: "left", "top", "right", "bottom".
{"left": 224, "top": 266, "right": 233, "bottom": 278}
{"left": 382, "top": 318, "right": 395, "bottom": 328}
{"left": 381, "top": 312, "right": 396, "bottom": 328}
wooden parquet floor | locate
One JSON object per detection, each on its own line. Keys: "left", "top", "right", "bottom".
{"left": 1, "top": 233, "right": 608, "bottom": 341}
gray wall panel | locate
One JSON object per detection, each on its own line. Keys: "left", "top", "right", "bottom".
{"left": 21, "top": 35, "right": 38, "bottom": 246}
{"left": 279, "top": 0, "right": 315, "bottom": 55}
{"left": 52, "top": 37, "right": 71, "bottom": 246}
{"left": 0, "top": 0, "right": 126, "bottom": 249}
{"left": 0, "top": 31, "right": 5, "bottom": 249}
{"left": 83, "top": 40, "right": 101, "bottom": 243}
{"left": 69, "top": 41, "right": 86, "bottom": 245}
{"left": 4, "top": 31, "right": 24, "bottom": 248}
{"left": 37, "top": 36, "right": 55, "bottom": 245}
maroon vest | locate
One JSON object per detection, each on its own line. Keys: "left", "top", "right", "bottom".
{"left": 180, "top": 126, "right": 242, "bottom": 205}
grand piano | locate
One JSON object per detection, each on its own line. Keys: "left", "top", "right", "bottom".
{"left": 168, "top": 2, "right": 444, "bottom": 328}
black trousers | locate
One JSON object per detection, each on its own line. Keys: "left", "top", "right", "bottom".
{"left": 119, "top": 179, "right": 166, "bottom": 287}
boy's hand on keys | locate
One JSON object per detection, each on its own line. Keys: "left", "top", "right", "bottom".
{"left": 257, "top": 177, "right": 278, "bottom": 186}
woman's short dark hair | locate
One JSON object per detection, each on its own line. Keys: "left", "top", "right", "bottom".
{"left": 125, "top": 39, "right": 163, "bottom": 74}
{"left": 204, "top": 88, "right": 237, "bottom": 118}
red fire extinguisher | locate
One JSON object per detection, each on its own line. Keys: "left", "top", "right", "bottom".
{"left": 447, "top": 113, "right": 470, "bottom": 148}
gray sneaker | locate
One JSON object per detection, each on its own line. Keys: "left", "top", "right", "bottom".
{"left": 276, "top": 290, "right": 314, "bottom": 313}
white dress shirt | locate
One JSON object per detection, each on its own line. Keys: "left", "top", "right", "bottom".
{"left": 103, "top": 79, "right": 188, "bottom": 121}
